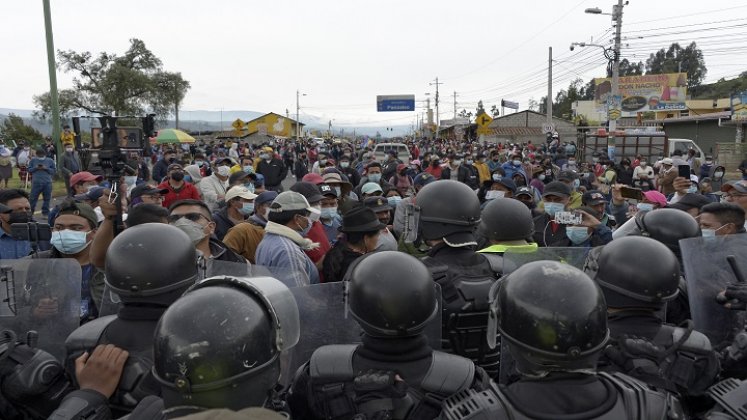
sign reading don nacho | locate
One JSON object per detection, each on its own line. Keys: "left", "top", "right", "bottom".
{"left": 594, "top": 72, "right": 688, "bottom": 115}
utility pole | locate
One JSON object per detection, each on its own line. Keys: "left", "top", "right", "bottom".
{"left": 547, "top": 47, "right": 553, "bottom": 127}
{"left": 430, "top": 77, "right": 443, "bottom": 137}
{"left": 296, "top": 90, "right": 305, "bottom": 141}
{"left": 607, "top": 0, "right": 625, "bottom": 160}
{"left": 42, "top": 0, "right": 61, "bottom": 164}
{"left": 453, "top": 91, "right": 458, "bottom": 119}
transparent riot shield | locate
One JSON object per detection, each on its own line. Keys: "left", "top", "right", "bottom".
{"left": 0, "top": 259, "right": 81, "bottom": 360}
{"left": 283, "top": 282, "right": 442, "bottom": 386}
{"left": 502, "top": 247, "right": 590, "bottom": 274}
{"left": 681, "top": 235, "right": 747, "bottom": 346}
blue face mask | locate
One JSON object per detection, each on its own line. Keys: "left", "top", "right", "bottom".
{"left": 701, "top": 228, "right": 716, "bottom": 238}
{"left": 573, "top": 179, "right": 580, "bottom": 189}
{"left": 566, "top": 226, "right": 590, "bottom": 245}
{"left": 50, "top": 230, "right": 90, "bottom": 255}
{"left": 544, "top": 202, "right": 565, "bottom": 217}
{"left": 239, "top": 202, "right": 254, "bottom": 216}
{"left": 636, "top": 203, "right": 654, "bottom": 212}
{"left": 244, "top": 183, "right": 255, "bottom": 193}
{"left": 298, "top": 216, "right": 313, "bottom": 237}
{"left": 387, "top": 196, "right": 402, "bottom": 207}
{"left": 321, "top": 206, "right": 338, "bottom": 220}
{"left": 368, "top": 173, "right": 382, "bottom": 183}
{"left": 243, "top": 165, "right": 254, "bottom": 174}
{"left": 687, "top": 184, "right": 698, "bottom": 194}
{"left": 183, "top": 175, "right": 192, "bottom": 183}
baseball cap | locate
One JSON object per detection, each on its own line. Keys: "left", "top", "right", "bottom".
{"left": 56, "top": 201, "right": 98, "bottom": 229}
{"left": 290, "top": 182, "right": 324, "bottom": 204}
{"left": 491, "top": 177, "right": 517, "bottom": 193}
{"left": 363, "top": 196, "right": 390, "bottom": 213}
{"left": 642, "top": 190, "right": 668, "bottom": 208}
{"left": 668, "top": 193, "right": 712, "bottom": 212}
{"left": 269, "top": 191, "right": 319, "bottom": 215}
{"left": 69, "top": 171, "right": 103, "bottom": 186}
{"left": 225, "top": 186, "right": 258, "bottom": 202}
{"left": 215, "top": 157, "right": 233, "bottom": 165}
{"left": 253, "top": 173, "right": 265, "bottom": 187}
{"left": 254, "top": 191, "right": 278, "bottom": 206}
{"left": 542, "top": 181, "right": 571, "bottom": 198}
{"left": 721, "top": 180, "right": 747, "bottom": 194}
{"left": 228, "top": 171, "right": 250, "bottom": 185}
{"left": 167, "top": 163, "right": 184, "bottom": 172}
{"left": 582, "top": 190, "right": 607, "bottom": 206}
{"left": 319, "top": 184, "right": 338, "bottom": 198}
{"left": 558, "top": 170, "right": 579, "bottom": 181}
{"left": 413, "top": 172, "right": 436, "bottom": 187}
{"left": 361, "top": 182, "right": 383, "bottom": 195}
{"left": 515, "top": 186, "right": 534, "bottom": 198}
{"left": 661, "top": 158, "right": 673, "bottom": 166}
{"left": 302, "top": 173, "right": 325, "bottom": 185}
{"left": 74, "top": 186, "right": 106, "bottom": 203}
{"left": 131, "top": 184, "right": 168, "bottom": 199}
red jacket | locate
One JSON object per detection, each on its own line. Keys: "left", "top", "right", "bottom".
{"left": 304, "top": 221, "right": 331, "bottom": 282}
{"left": 158, "top": 180, "right": 201, "bottom": 209}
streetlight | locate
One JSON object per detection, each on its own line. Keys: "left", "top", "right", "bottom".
{"left": 296, "top": 90, "right": 306, "bottom": 141}
{"left": 584, "top": 0, "right": 626, "bottom": 159}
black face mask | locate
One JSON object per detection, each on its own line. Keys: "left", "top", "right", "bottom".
{"left": 8, "top": 211, "right": 31, "bottom": 224}
{"left": 171, "top": 172, "right": 185, "bottom": 182}
{"left": 167, "top": 157, "right": 176, "bottom": 164}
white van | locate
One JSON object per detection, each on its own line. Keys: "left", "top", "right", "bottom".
{"left": 669, "top": 138, "right": 705, "bottom": 158}
{"left": 373, "top": 143, "right": 410, "bottom": 164}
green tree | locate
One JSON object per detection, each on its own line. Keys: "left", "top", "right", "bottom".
{"left": 489, "top": 104, "right": 500, "bottom": 118}
{"left": 0, "top": 114, "right": 44, "bottom": 145}
{"left": 33, "top": 39, "right": 190, "bottom": 121}
{"left": 645, "top": 42, "right": 706, "bottom": 88}
{"left": 610, "top": 58, "right": 644, "bottom": 77}
{"left": 476, "top": 100, "right": 486, "bottom": 116}
{"left": 458, "top": 109, "right": 473, "bottom": 121}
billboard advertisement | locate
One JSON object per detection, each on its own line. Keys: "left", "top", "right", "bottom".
{"left": 594, "top": 73, "right": 688, "bottom": 116}
{"left": 731, "top": 91, "right": 747, "bottom": 122}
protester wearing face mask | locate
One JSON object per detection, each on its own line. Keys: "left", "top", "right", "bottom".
{"left": 632, "top": 158, "right": 655, "bottom": 191}
{"left": 28, "top": 199, "right": 103, "bottom": 323}
{"left": 533, "top": 181, "right": 612, "bottom": 247}
{"left": 152, "top": 149, "right": 176, "bottom": 183}
{"left": 609, "top": 185, "right": 668, "bottom": 225}
{"left": 289, "top": 182, "right": 332, "bottom": 278}
{"left": 0, "top": 189, "right": 40, "bottom": 258}
{"left": 355, "top": 162, "right": 393, "bottom": 197}
{"left": 699, "top": 202, "right": 747, "bottom": 237}
{"left": 322, "top": 206, "right": 383, "bottom": 283}
{"left": 364, "top": 196, "right": 398, "bottom": 251}
{"left": 222, "top": 191, "right": 277, "bottom": 264}
{"left": 556, "top": 170, "right": 583, "bottom": 209}
{"left": 337, "top": 155, "right": 361, "bottom": 187}
{"left": 158, "top": 164, "right": 201, "bottom": 209}
{"left": 257, "top": 146, "right": 289, "bottom": 192}
{"left": 255, "top": 191, "right": 321, "bottom": 286}
{"left": 61, "top": 143, "right": 83, "bottom": 196}
{"left": 168, "top": 199, "right": 245, "bottom": 273}
{"left": 318, "top": 184, "right": 342, "bottom": 244}
{"left": 212, "top": 186, "right": 258, "bottom": 241}
{"left": 28, "top": 147, "right": 56, "bottom": 217}
{"left": 563, "top": 206, "right": 612, "bottom": 248}
{"left": 200, "top": 158, "right": 231, "bottom": 212}
{"left": 530, "top": 166, "right": 546, "bottom": 193}
{"left": 479, "top": 176, "right": 516, "bottom": 208}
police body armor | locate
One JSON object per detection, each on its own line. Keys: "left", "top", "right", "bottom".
{"left": 307, "top": 344, "right": 476, "bottom": 420}
{"left": 603, "top": 322, "right": 720, "bottom": 396}
{"left": 421, "top": 258, "right": 499, "bottom": 377}
{"left": 442, "top": 372, "right": 676, "bottom": 420}
{"left": 64, "top": 316, "right": 159, "bottom": 416}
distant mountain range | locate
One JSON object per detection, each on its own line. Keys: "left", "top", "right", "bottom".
{"left": 0, "top": 108, "right": 411, "bottom": 137}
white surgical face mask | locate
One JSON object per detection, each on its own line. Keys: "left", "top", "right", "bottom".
{"left": 485, "top": 190, "right": 505, "bottom": 200}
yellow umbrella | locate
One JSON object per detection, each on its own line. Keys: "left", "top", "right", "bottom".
{"left": 155, "top": 128, "right": 196, "bottom": 144}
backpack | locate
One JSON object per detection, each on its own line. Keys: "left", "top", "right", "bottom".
{"left": 307, "top": 344, "right": 477, "bottom": 420}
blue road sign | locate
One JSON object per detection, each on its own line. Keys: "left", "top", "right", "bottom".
{"left": 377, "top": 95, "right": 415, "bottom": 112}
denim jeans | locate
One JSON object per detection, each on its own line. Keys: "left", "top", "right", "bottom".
{"left": 29, "top": 182, "right": 53, "bottom": 215}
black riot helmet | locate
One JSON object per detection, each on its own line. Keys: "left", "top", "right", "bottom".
{"left": 634, "top": 209, "right": 700, "bottom": 258}
{"left": 345, "top": 251, "right": 438, "bottom": 337}
{"left": 487, "top": 260, "right": 608, "bottom": 374}
{"left": 416, "top": 180, "right": 481, "bottom": 243}
{"left": 594, "top": 236, "right": 680, "bottom": 309}
{"left": 479, "top": 197, "right": 534, "bottom": 242}
{"left": 105, "top": 223, "right": 198, "bottom": 306}
{"left": 153, "top": 276, "right": 300, "bottom": 410}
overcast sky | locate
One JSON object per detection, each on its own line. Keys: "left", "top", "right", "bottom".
{"left": 2, "top": 0, "right": 746, "bottom": 128}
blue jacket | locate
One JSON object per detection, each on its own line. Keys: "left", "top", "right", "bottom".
{"left": 255, "top": 232, "right": 319, "bottom": 286}
{"left": 28, "top": 157, "right": 56, "bottom": 184}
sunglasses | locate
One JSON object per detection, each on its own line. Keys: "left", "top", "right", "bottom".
{"left": 167, "top": 212, "right": 209, "bottom": 224}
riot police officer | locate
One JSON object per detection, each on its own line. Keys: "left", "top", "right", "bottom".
{"left": 442, "top": 260, "right": 682, "bottom": 419}
{"left": 590, "top": 236, "right": 719, "bottom": 411}
{"left": 476, "top": 197, "right": 538, "bottom": 275}
{"left": 63, "top": 223, "right": 199, "bottom": 416}
{"left": 50, "top": 275, "right": 298, "bottom": 419}
{"left": 612, "top": 208, "right": 701, "bottom": 325}
{"left": 288, "top": 251, "right": 489, "bottom": 420}
{"left": 415, "top": 180, "right": 500, "bottom": 377}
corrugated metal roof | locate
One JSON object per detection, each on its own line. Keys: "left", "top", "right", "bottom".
{"left": 661, "top": 111, "right": 731, "bottom": 123}
{"left": 491, "top": 127, "right": 544, "bottom": 136}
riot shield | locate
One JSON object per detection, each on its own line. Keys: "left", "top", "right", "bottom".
{"left": 283, "top": 282, "right": 442, "bottom": 386}
{"left": 0, "top": 259, "right": 81, "bottom": 360}
{"left": 502, "top": 247, "right": 590, "bottom": 274}
{"left": 681, "top": 235, "right": 747, "bottom": 346}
